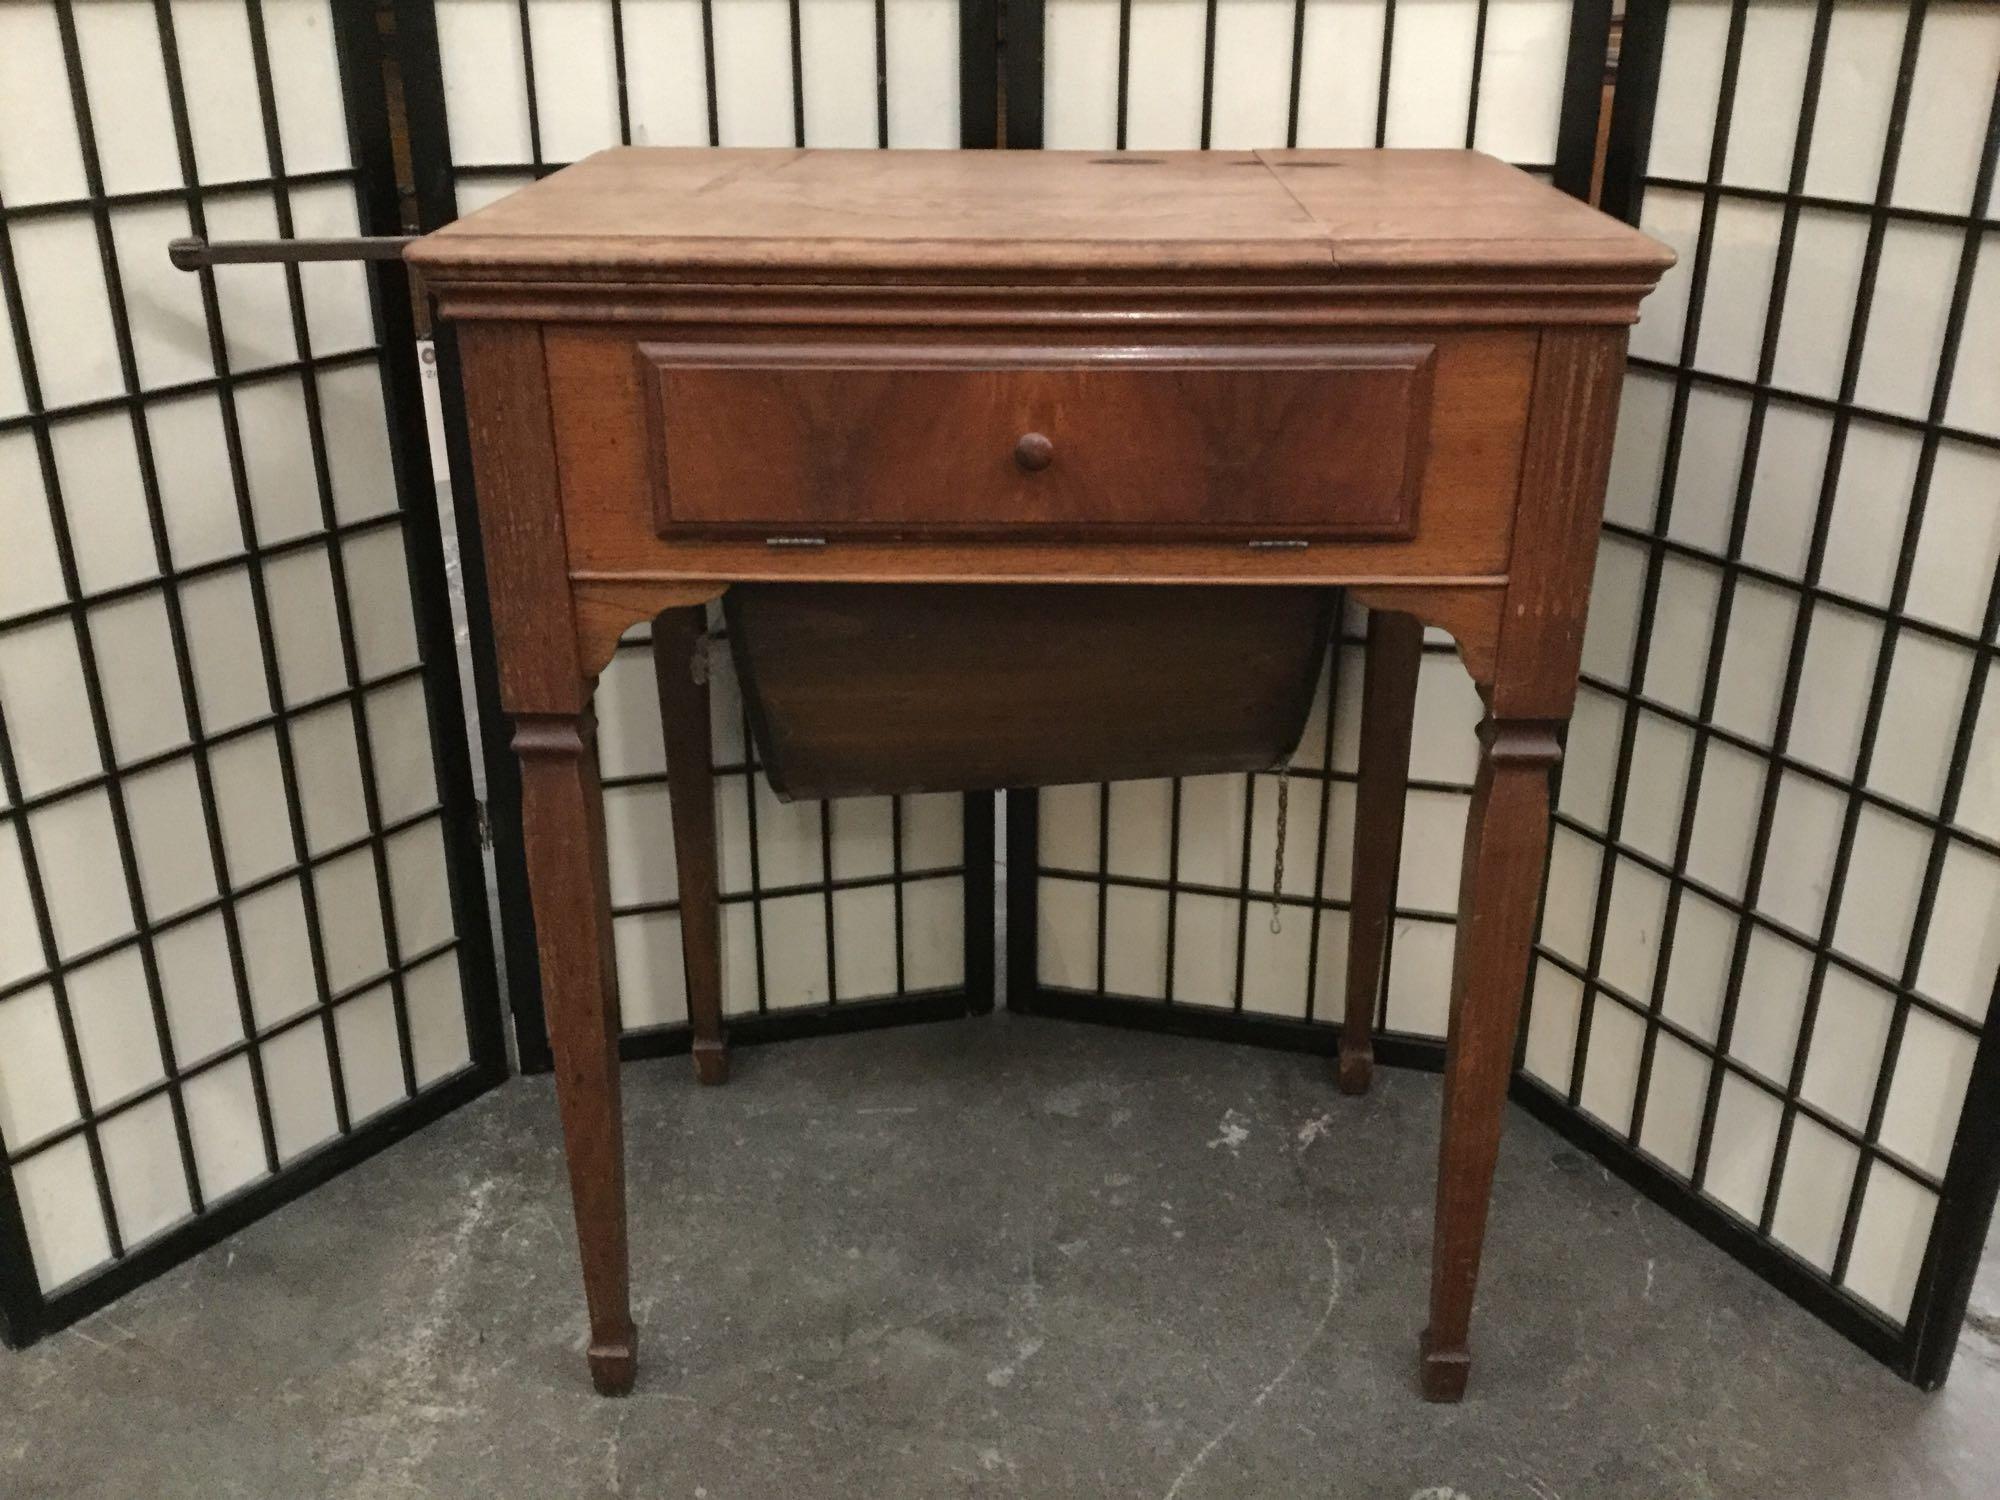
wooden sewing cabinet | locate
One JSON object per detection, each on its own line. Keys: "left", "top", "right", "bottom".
{"left": 409, "top": 147, "right": 1670, "bottom": 1402}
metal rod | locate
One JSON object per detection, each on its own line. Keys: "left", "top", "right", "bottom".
{"left": 166, "top": 233, "right": 415, "bottom": 270}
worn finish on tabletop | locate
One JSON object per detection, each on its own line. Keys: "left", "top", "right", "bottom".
{"left": 417, "top": 146, "right": 1670, "bottom": 1400}
{"left": 406, "top": 147, "right": 1671, "bottom": 283}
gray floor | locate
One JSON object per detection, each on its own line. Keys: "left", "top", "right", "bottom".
{"left": 3, "top": 1015, "right": 1996, "bottom": 1499}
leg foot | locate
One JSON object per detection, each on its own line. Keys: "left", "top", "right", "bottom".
{"left": 1337, "top": 1045, "right": 1373, "bottom": 1096}
{"left": 691, "top": 1038, "right": 729, "bottom": 1086}
{"left": 1418, "top": 1327, "right": 1470, "bottom": 1402}
{"left": 588, "top": 1328, "right": 639, "bottom": 1396}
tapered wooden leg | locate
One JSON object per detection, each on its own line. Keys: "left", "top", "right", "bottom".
{"left": 652, "top": 607, "right": 728, "bottom": 1085}
{"left": 1340, "top": 608, "right": 1424, "bottom": 1095}
{"left": 1420, "top": 717, "right": 1561, "bottom": 1402}
{"left": 514, "top": 707, "right": 636, "bottom": 1396}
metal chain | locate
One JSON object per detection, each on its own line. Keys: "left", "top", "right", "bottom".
{"left": 1269, "top": 762, "right": 1290, "bottom": 934}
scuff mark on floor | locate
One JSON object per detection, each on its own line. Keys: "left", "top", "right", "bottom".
{"left": 1295, "top": 1114, "right": 1333, "bottom": 1150}
{"left": 988, "top": 1244, "right": 1047, "bottom": 1389}
{"left": 1206, "top": 1109, "right": 1251, "bottom": 1154}
{"left": 986, "top": 1336, "right": 1045, "bottom": 1388}
{"left": 1159, "top": 1235, "right": 1343, "bottom": 1499}
{"left": 329, "top": 1175, "right": 497, "bottom": 1496}
{"left": 601, "top": 1414, "right": 623, "bottom": 1495}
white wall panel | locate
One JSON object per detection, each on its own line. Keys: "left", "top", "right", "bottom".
{"left": 0, "top": 6, "right": 89, "bottom": 207}
{"left": 1208, "top": 0, "right": 1297, "bottom": 150}
{"left": 437, "top": 0, "right": 534, "bottom": 165}
{"left": 526, "top": 0, "right": 625, "bottom": 161}
{"left": 802, "top": 0, "right": 882, "bottom": 148}
{"left": 1383, "top": 0, "right": 1478, "bottom": 149}
{"left": 71, "top": 2, "right": 182, "bottom": 196}
{"left": 1472, "top": 0, "right": 1571, "bottom": 164}
{"left": 1043, "top": 0, "right": 1121, "bottom": 148}
{"left": 1294, "top": 0, "right": 1388, "bottom": 148}
{"left": 885, "top": 0, "right": 960, "bottom": 146}
{"left": 713, "top": 0, "right": 799, "bottom": 146}
{"left": 1124, "top": 0, "right": 1207, "bottom": 149}
{"left": 174, "top": 0, "right": 271, "bottom": 188}
{"left": 264, "top": 1, "right": 351, "bottom": 177}
{"left": 624, "top": 0, "right": 712, "bottom": 146}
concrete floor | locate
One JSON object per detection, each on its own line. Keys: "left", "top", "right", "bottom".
{"left": 3, "top": 1015, "right": 1996, "bottom": 1499}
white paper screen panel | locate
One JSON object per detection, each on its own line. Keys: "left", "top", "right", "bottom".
{"left": 0, "top": 1, "right": 478, "bottom": 1301}
{"left": 436, "top": 0, "right": 961, "bottom": 175}
{"left": 593, "top": 618, "right": 968, "bottom": 1032}
{"left": 1526, "top": 0, "right": 2000, "bottom": 1330}
{"left": 1043, "top": 0, "right": 1575, "bottom": 165}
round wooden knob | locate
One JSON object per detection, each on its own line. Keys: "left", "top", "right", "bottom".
{"left": 1014, "top": 431, "right": 1054, "bottom": 472}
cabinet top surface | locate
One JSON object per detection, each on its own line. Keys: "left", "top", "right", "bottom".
{"left": 407, "top": 147, "right": 1672, "bottom": 284}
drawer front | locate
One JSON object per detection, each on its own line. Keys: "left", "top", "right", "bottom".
{"left": 640, "top": 343, "right": 1434, "bottom": 542}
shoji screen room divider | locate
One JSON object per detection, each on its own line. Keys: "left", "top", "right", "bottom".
{"left": 1005, "top": 0, "right": 2000, "bottom": 1388}
{"left": 0, "top": 0, "right": 503, "bottom": 1346}
{"left": 396, "top": 0, "right": 996, "bottom": 1073}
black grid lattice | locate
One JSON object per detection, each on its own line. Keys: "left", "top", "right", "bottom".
{"left": 0, "top": 0, "right": 504, "bottom": 1349}
{"left": 1519, "top": 0, "right": 2000, "bottom": 1385}
{"left": 1010, "top": 0, "right": 2000, "bottom": 1388}
{"left": 388, "top": 0, "right": 998, "bottom": 1069}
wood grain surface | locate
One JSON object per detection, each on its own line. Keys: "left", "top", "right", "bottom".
{"left": 644, "top": 341, "right": 1432, "bottom": 541}
{"left": 424, "top": 146, "right": 1672, "bottom": 1405}
{"left": 723, "top": 583, "right": 1334, "bottom": 798}
{"left": 551, "top": 326, "right": 1533, "bottom": 580}
{"left": 408, "top": 147, "right": 1673, "bottom": 282}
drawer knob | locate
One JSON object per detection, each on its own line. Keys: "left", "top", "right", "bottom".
{"left": 1013, "top": 431, "right": 1055, "bottom": 472}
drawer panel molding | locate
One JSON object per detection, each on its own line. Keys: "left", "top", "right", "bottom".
{"left": 639, "top": 341, "right": 1436, "bottom": 543}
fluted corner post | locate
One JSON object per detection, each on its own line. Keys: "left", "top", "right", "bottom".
{"left": 1419, "top": 325, "right": 1626, "bottom": 1401}
{"left": 1419, "top": 717, "right": 1562, "bottom": 1402}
